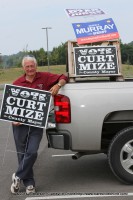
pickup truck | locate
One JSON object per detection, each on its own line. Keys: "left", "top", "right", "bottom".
{"left": 46, "top": 41, "right": 133, "bottom": 185}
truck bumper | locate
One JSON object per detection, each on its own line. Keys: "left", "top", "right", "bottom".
{"left": 46, "top": 127, "right": 71, "bottom": 150}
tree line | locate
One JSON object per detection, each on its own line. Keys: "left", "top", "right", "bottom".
{"left": 1, "top": 40, "right": 133, "bottom": 69}
{"left": 0, "top": 42, "right": 67, "bottom": 69}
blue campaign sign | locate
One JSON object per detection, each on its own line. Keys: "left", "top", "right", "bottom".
{"left": 72, "top": 18, "right": 120, "bottom": 44}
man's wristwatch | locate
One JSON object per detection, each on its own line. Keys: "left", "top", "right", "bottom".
{"left": 57, "top": 83, "right": 62, "bottom": 88}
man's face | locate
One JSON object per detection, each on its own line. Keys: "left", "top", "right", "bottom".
{"left": 23, "top": 60, "right": 37, "bottom": 77}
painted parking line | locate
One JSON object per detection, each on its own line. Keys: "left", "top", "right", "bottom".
{"left": 25, "top": 192, "right": 133, "bottom": 200}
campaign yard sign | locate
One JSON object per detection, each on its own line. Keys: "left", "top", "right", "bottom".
{"left": 72, "top": 18, "right": 119, "bottom": 44}
{"left": 65, "top": 8, "right": 105, "bottom": 17}
{"left": 0, "top": 84, "right": 52, "bottom": 128}
{"left": 74, "top": 46, "right": 119, "bottom": 76}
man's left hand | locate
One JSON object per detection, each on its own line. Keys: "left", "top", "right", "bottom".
{"left": 49, "top": 84, "right": 60, "bottom": 96}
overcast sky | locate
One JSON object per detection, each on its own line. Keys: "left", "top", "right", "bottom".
{"left": 0, "top": 0, "right": 132, "bottom": 55}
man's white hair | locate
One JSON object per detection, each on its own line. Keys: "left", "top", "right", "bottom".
{"left": 22, "top": 55, "right": 37, "bottom": 67}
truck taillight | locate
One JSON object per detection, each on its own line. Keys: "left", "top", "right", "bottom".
{"left": 54, "top": 94, "right": 71, "bottom": 123}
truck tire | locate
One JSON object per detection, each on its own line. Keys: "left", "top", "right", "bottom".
{"left": 108, "top": 126, "right": 133, "bottom": 184}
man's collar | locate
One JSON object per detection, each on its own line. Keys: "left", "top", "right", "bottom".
{"left": 20, "top": 72, "right": 41, "bottom": 83}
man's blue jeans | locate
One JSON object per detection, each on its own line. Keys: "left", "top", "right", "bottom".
{"left": 12, "top": 124, "right": 43, "bottom": 187}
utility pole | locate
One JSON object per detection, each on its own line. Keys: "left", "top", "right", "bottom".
{"left": 42, "top": 27, "right": 52, "bottom": 71}
{"left": 0, "top": 53, "right": 2, "bottom": 69}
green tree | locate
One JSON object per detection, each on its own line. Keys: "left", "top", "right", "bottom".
{"left": 0, "top": 54, "right": 3, "bottom": 68}
{"left": 37, "top": 48, "right": 47, "bottom": 66}
{"left": 121, "top": 43, "right": 133, "bottom": 65}
{"left": 50, "top": 42, "right": 67, "bottom": 65}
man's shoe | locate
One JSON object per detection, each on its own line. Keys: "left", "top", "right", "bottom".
{"left": 26, "top": 185, "right": 36, "bottom": 195}
{"left": 10, "top": 173, "right": 21, "bottom": 194}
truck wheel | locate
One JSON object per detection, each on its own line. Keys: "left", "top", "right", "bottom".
{"left": 108, "top": 126, "right": 133, "bottom": 184}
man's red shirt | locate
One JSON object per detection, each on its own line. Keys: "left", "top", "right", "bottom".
{"left": 13, "top": 72, "right": 68, "bottom": 90}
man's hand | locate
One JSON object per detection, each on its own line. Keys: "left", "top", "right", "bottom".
{"left": 49, "top": 79, "right": 67, "bottom": 96}
{"left": 12, "top": 122, "right": 22, "bottom": 126}
{"left": 49, "top": 84, "right": 60, "bottom": 96}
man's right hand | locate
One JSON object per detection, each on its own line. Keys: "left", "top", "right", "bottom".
{"left": 12, "top": 122, "right": 22, "bottom": 126}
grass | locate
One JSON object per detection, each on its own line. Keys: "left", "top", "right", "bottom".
{"left": 0, "top": 64, "right": 133, "bottom": 84}
{"left": 121, "top": 64, "right": 133, "bottom": 78}
{"left": 0, "top": 65, "right": 66, "bottom": 84}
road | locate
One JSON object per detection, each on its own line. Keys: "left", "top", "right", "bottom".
{"left": 0, "top": 90, "right": 133, "bottom": 200}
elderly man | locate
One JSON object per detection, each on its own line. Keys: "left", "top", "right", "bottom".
{"left": 11, "top": 55, "right": 68, "bottom": 194}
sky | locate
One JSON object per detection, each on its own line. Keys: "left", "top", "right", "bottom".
{"left": 0, "top": 0, "right": 132, "bottom": 55}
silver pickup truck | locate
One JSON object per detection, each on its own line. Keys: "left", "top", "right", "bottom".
{"left": 46, "top": 40, "right": 133, "bottom": 185}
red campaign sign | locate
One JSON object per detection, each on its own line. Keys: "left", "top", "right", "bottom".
{"left": 77, "top": 32, "right": 120, "bottom": 44}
